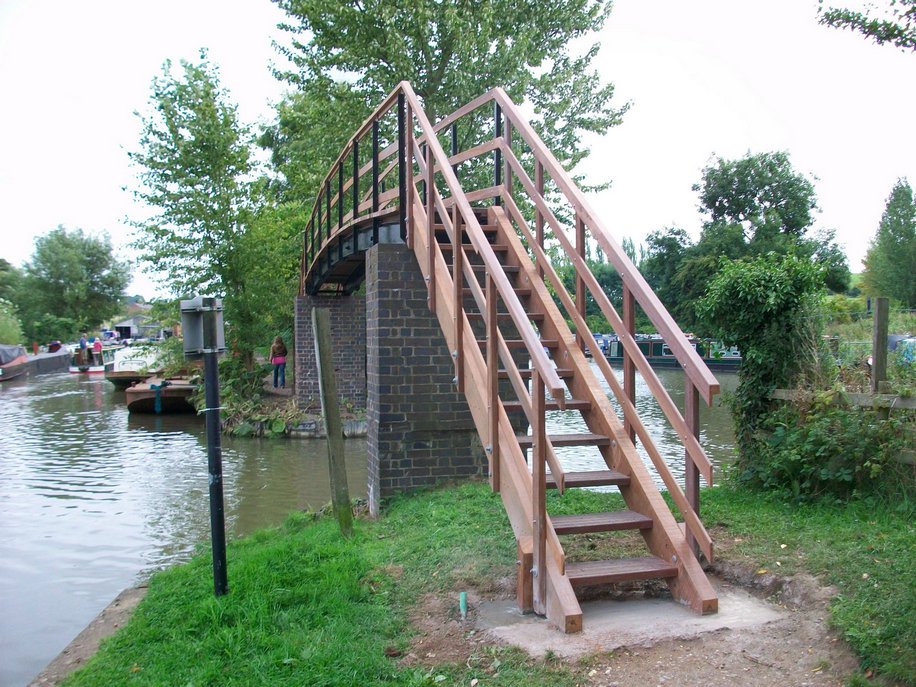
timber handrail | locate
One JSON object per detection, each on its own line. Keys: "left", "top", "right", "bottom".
{"left": 430, "top": 88, "right": 720, "bottom": 406}
{"left": 399, "top": 82, "right": 566, "bottom": 404}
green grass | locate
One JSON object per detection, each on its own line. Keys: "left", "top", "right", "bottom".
{"left": 63, "top": 482, "right": 915, "bottom": 686}
{"left": 702, "top": 486, "right": 915, "bottom": 684}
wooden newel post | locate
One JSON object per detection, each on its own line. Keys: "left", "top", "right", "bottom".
{"left": 312, "top": 308, "right": 354, "bottom": 538}
{"left": 684, "top": 379, "right": 700, "bottom": 557}
{"left": 872, "top": 297, "right": 889, "bottom": 394}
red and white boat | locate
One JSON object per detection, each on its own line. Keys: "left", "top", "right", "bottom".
{"left": 69, "top": 344, "right": 118, "bottom": 374}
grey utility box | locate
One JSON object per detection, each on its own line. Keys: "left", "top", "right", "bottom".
{"left": 180, "top": 296, "right": 226, "bottom": 359}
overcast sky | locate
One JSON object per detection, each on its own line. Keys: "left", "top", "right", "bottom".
{"left": 1, "top": 0, "right": 913, "bottom": 298}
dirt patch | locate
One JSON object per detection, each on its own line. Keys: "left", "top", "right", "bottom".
{"left": 401, "top": 568, "right": 862, "bottom": 687}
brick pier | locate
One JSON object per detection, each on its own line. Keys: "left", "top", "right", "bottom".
{"left": 295, "top": 241, "right": 486, "bottom": 514}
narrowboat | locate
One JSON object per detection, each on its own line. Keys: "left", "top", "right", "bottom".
{"left": 0, "top": 344, "right": 29, "bottom": 382}
{"left": 69, "top": 344, "right": 118, "bottom": 374}
{"left": 105, "top": 346, "right": 163, "bottom": 390}
{"left": 600, "top": 335, "right": 741, "bottom": 371}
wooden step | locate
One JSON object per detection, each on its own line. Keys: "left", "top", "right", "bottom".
{"left": 517, "top": 432, "right": 610, "bottom": 448}
{"left": 466, "top": 311, "right": 544, "bottom": 323}
{"left": 547, "top": 470, "right": 630, "bottom": 489}
{"left": 463, "top": 286, "right": 531, "bottom": 298}
{"left": 499, "top": 368, "right": 574, "bottom": 379}
{"left": 478, "top": 338, "right": 558, "bottom": 349}
{"left": 439, "top": 243, "right": 508, "bottom": 255}
{"left": 551, "top": 510, "right": 653, "bottom": 534}
{"left": 565, "top": 556, "right": 678, "bottom": 587}
{"left": 471, "top": 263, "right": 519, "bottom": 274}
{"left": 502, "top": 398, "right": 591, "bottom": 412}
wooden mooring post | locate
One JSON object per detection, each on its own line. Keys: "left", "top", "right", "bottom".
{"left": 312, "top": 308, "right": 354, "bottom": 538}
{"left": 872, "top": 297, "right": 890, "bottom": 394}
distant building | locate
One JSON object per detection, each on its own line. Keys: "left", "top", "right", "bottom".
{"left": 113, "top": 303, "right": 174, "bottom": 341}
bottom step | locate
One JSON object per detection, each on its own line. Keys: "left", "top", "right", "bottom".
{"left": 566, "top": 556, "right": 678, "bottom": 587}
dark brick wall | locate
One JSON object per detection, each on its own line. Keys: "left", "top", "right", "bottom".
{"left": 294, "top": 294, "right": 366, "bottom": 411}
{"left": 366, "top": 243, "right": 485, "bottom": 515}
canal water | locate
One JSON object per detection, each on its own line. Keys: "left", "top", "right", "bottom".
{"left": 0, "top": 367, "right": 736, "bottom": 686}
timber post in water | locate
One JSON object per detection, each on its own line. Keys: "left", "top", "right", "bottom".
{"left": 312, "top": 308, "right": 354, "bottom": 538}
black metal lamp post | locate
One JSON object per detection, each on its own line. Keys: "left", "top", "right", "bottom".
{"left": 180, "top": 296, "right": 228, "bottom": 596}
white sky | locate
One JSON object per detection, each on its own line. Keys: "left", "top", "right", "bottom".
{"left": 1, "top": 0, "right": 913, "bottom": 298}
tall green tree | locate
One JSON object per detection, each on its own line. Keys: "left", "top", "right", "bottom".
{"left": 16, "top": 227, "right": 129, "bottom": 338}
{"left": 0, "top": 299, "right": 23, "bottom": 344}
{"left": 818, "top": 0, "right": 916, "bottom": 51}
{"left": 0, "top": 259, "right": 21, "bottom": 304}
{"left": 266, "top": 0, "right": 627, "bottom": 202}
{"left": 862, "top": 178, "right": 916, "bottom": 306}
{"left": 130, "top": 51, "right": 300, "bottom": 360}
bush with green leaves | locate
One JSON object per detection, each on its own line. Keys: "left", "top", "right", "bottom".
{"left": 697, "top": 252, "right": 824, "bottom": 463}
{"left": 747, "top": 395, "right": 913, "bottom": 502}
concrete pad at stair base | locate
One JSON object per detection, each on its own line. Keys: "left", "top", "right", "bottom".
{"left": 476, "top": 584, "right": 783, "bottom": 658}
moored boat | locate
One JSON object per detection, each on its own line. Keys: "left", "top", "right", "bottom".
{"left": 69, "top": 344, "right": 118, "bottom": 374}
{"left": 600, "top": 335, "right": 741, "bottom": 371}
{"left": 0, "top": 344, "right": 29, "bottom": 382}
{"left": 105, "top": 346, "right": 163, "bottom": 390}
{"left": 125, "top": 376, "right": 197, "bottom": 414}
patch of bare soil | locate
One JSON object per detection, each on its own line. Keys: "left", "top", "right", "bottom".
{"left": 401, "top": 568, "right": 861, "bottom": 687}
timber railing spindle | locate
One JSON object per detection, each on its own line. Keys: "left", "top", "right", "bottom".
{"left": 575, "top": 214, "right": 586, "bottom": 355}
{"left": 372, "top": 120, "right": 380, "bottom": 243}
{"left": 452, "top": 204, "right": 464, "bottom": 392}
{"left": 493, "top": 102, "right": 503, "bottom": 205}
{"left": 622, "top": 285, "right": 636, "bottom": 444}
{"left": 398, "top": 93, "right": 408, "bottom": 242}
{"left": 451, "top": 122, "right": 458, "bottom": 177}
{"left": 532, "top": 368, "right": 547, "bottom": 615}
{"left": 536, "top": 161, "right": 544, "bottom": 278}
{"left": 426, "top": 144, "right": 435, "bottom": 312}
{"left": 325, "top": 180, "right": 331, "bottom": 244}
{"left": 352, "top": 140, "right": 359, "bottom": 224}
{"left": 337, "top": 163, "right": 344, "bottom": 230}
{"left": 486, "top": 274, "right": 500, "bottom": 491}
{"left": 685, "top": 379, "right": 700, "bottom": 555}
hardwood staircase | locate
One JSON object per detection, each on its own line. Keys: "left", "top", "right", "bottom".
{"left": 299, "top": 82, "right": 722, "bottom": 632}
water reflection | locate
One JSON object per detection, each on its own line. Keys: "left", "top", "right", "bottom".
{"left": 0, "top": 374, "right": 367, "bottom": 686}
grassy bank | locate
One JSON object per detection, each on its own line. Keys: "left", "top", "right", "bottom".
{"left": 64, "top": 483, "right": 914, "bottom": 686}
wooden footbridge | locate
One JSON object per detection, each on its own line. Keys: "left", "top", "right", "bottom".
{"left": 299, "top": 83, "right": 721, "bottom": 632}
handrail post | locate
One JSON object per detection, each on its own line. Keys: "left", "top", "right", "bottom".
{"left": 372, "top": 119, "right": 380, "bottom": 243}
{"left": 325, "top": 179, "right": 331, "bottom": 243}
{"left": 452, "top": 204, "right": 464, "bottom": 392}
{"left": 532, "top": 368, "right": 547, "bottom": 615}
{"left": 426, "top": 144, "right": 436, "bottom": 312}
{"left": 504, "top": 119, "right": 513, "bottom": 205}
{"left": 685, "top": 379, "right": 700, "bottom": 556}
{"left": 337, "top": 162, "right": 344, "bottom": 230}
{"left": 493, "top": 102, "right": 503, "bottom": 205}
{"left": 623, "top": 285, "right": 636, "bottom": 444}
{"left": 535, "top": 161, "right": 544, "bottom": 278}
{"left": 450, "top": 122, "right": 458, "bottom": 177}
{"left": 486, "top": 274, "right": 500, "bottom": 491}
{"left": 352, "top": 140, "right": 359, "bottom": 223}
{"left": 575, "top": 213, "right": 586, "bottom": 354}
{"left": 397, "top": 92, "right": 407, "bottom": 242}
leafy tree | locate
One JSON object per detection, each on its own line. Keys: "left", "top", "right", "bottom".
{"left": 0, "top": 259, "right": 21, "bottom": 304}
{"left": 130, "top": 52, "right": 300, "bottom": 361}
{"left": 0, "top": 298, "right": 23, "bottom": 344}
{"left": 862, "top": 178, "right": 916, "bottom": 306}
{"left": 693, "top": 151, "right": 818, "bottom": 243}
{"left": 17, "top": 227, "right": 129, "bottom": 337}
{"left": 818, "top": 0, "right": 916, "bottom": 51}
{"left": 267, "top": 0, "right": 627, "bottom": 204}
{"left": 697, "top": 253, "right": 824, "bottom": 467}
